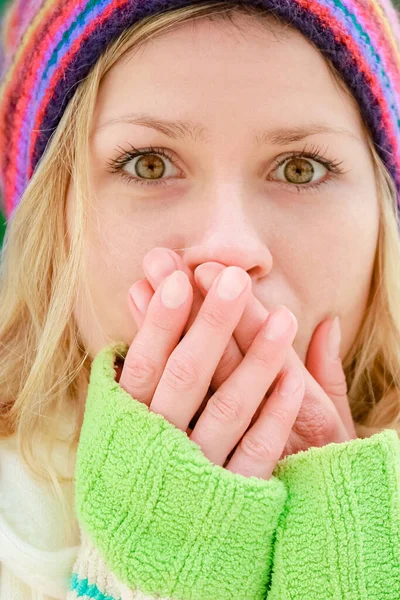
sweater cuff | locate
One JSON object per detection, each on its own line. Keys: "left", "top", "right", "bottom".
{"left": 269, "top": 429, "right": 400, "bottom": 599}
{"left": 74, "top": 342, "right": 287, "bottom": 600}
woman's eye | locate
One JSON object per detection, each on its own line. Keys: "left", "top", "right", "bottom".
{"left": 122, "top": 152, "right": 179, "bottom": 182}
{"left": 273, "top": 156, "right": 328, "bottom": 186}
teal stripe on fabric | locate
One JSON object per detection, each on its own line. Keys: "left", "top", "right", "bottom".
{"left": 42, "top": 0, "right": 108, "bottom": 82}
{"left": 326, "top": 0, "right": 400, "bottom": 124}
{"left": 0, "top": 209, "right": 6, "bottom": 249}
{"left": 70, "top": 573, "right": 120, "bottom": 600}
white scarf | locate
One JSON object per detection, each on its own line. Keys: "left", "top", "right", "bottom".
{"left": 0, "top": 431, "right": 80, "bottom": 599}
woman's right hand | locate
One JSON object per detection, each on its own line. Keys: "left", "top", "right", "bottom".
{"left": 119, "top": 267, "right": 305, "bottom": 480}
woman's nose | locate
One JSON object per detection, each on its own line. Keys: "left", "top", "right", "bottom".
{"left": 169, "top": 188, "right": 271, "bottom": 279}
{"left": 173, "top": 186, "right": 272, "bottom": 278}
{"left": 181, "top": 215, "right": 273, "bottom": 280}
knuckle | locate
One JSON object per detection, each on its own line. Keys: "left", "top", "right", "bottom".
{"left": 239, "top": 432, "right": 274, "bottom": 461}
{"left": 250, "top": 345, "right": 276, "bottom": 369}
{"left": 267, "top": 406, "right": 293, "bottom": 430}
{"left": 123, "top": 353, "right": 158, "bottom": 388}
{"left": 148, "top": 314, "right": 175, "bottom": 333}
{"left": 207, "top": 389, "right": 246, "bottom": 425}
{"left": 326, "top": 377, "right": 348, "bottom": 398}
{"left": 297, "top": 402, "right": 337, "bottom": 443}
{"left": 164, "top": 353, "right": 200, "bottom": 391}
{"left": 200, "top": 305, "right": 228, "bottom": 329}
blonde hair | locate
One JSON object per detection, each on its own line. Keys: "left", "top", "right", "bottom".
{"left": 0, "top": 1, "right": 399, "bottom": 485}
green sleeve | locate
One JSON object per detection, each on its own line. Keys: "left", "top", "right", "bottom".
{"left": 267, "top": 428, "right": 400, "bottom": 599}
{"left": 72, "top": 342, "right": 287, "bottom": 600}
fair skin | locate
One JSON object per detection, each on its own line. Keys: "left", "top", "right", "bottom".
{"left": 67, "top": 15, "right": 379, "bottom": 478}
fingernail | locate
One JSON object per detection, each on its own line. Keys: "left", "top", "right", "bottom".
{"left": 278, "top": 367, "right": 303, "bottom": 396}
{"left": 143, "top": 248, "right": 176, "bottom": 281}
{"left": 328, "top": 316, "right": 341, "bottom": 360}
{"left": 216, "top": 267, "right": 249, "bottom": 300}
{"left": 264, "top": 306, "right": 296, "bottom": 340}
{"left": 161, "top": 271, "right": 190, "bottom": 309}
{"left": 129, "top": 284, "right": 148, "bottom": 314}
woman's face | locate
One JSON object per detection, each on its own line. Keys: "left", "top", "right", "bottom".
{"left": 67, "top": 14, "right": 379, "bottom": 362}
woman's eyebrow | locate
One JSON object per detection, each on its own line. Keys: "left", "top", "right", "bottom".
{"left": 95, "top": 112, "right": 360, "bottom": 145}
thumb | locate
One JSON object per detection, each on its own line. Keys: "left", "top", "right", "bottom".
{"left": 306, "top": 317, "right": 357, "bottom": 438}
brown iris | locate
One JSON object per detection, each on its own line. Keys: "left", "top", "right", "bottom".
{"left": 284, "top": 157, "right": 314, "bottom": 184}
{"left": 135, "top": 154, "right": 165, "bottom": 179}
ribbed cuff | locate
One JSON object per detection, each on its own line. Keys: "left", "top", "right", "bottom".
{"left": 75, "top": 342, "right": 287, "bottom": 600}
{"left": 269, "top": 429, "right": 400, "bottom": 599}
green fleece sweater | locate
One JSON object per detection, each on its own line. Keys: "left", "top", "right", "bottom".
{"left": 68, "top": 342, "right": 400, "bottom": 600}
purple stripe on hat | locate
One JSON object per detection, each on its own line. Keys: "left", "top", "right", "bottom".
{"left": 1, "top": 1, "right": 71, "bottom": 198}
{"left": 14, "top": 0, "right": 89, "bottom": 202}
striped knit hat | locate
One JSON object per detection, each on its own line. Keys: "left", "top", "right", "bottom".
{"left": 0, "top": 0, "right": 400, "bottom": 220}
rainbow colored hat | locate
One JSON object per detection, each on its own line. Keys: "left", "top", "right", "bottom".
{"left": 0, "top": 0, "right": 400, "bottom": 219}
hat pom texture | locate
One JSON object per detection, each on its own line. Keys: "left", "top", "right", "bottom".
{"left": 0, "top": 0, "right": 400, "bottom": 218}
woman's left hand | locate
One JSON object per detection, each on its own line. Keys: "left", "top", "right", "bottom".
{"left": 128, "top": 248, "right": 357, "bottom": 460}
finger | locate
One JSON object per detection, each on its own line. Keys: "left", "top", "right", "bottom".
{"left": 196, "top": 264, "right": 311, "bottom": 405}
{"left": 190, "top": 306, "right": 298, "bottom": 466}
{"left": 195, "top": 262, "right": 346, "bottom": 443}
{"left": 226, "top": 366, "right": 305, "bottom": 479}
{"left": 193, "top": 262, "right": 247, "bottom": 389}
{"left": 195, "top": 263, "right": 344, "bottom": 446}
{"left": 119, "top": 270, "right": 193, "bottom": 406}
{"left": 144, "top": 249, "right": 245, "bottom": 391}
{"left": 143, "top": 247, "right": 213, "bottom": 336}
{"left": 150, "top": 266, "right": 251, "bottom": 430}
{"left": 128, "top": 279, "right": 154, "bottom": 328}
{"left": 306, "top": 317, "right": 357, "bottom": 438}
{"left": 196, "top": 263, "right": 351, "bottom": 450}
{"left": 195, "top": 262, "right": 270, "bottom": 355}
{"left": 143, "top": 247, "right": 205, "bottom": 315}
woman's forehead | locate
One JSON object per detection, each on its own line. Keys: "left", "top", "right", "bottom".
{"left": 94, "top": 18, "right": 364, "bottom": 143}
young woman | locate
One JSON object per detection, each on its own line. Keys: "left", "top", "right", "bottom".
{"left": 0, "top": 1, "right": 400, "bottom": 598}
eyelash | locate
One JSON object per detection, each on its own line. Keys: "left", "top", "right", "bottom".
{"left": 106, "top": 142, "right": 347, "bottom": 194}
